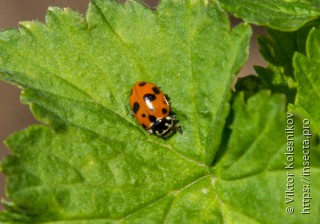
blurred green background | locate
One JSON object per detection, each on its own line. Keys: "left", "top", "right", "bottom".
{"left": 0, "top": 0, "right": 264, "bottom": 210}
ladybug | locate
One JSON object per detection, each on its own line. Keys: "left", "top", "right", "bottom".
{"left": 129, "top": 81, "right": 181, "bottom": 138}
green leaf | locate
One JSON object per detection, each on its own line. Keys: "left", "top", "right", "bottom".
{"left": 0, "top": 0, "right": 253, "bottom": 222}
{"left": 234, "top": 75, "right": 263, "bottom": 101}
{"left": 253, "top": 19, "right": 320, "bottom": 104}
{"left": 220, "top": 0, "right": 320, "bottom": 31}
{"left": 2, "top": 0, "right": 318, "bottom": 223}
{"left": 213, "top": 91, "right": 320, "bottom": 224}
{"left": 258, "top": 19, "right": 320, "bottom": 78}
{"left": 292, "top": 28, "right": 320, "bottom": 135}
{"left": 0, "top": 0, "right": 251, "bottom": 165}
{"left": 1, "top": 125, "right": 209, "bottom": 222}
{"left": 253, "top": 65, "right": 297, "bottom": 104}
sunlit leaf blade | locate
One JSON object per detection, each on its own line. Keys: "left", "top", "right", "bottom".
{"left": 220, "top": 0, "right": 320, "bottom": 31}
{"left": 292, "top": 28, "right": 320, "bottom": 135}
{"left": 0, "top": 0, "right": 251, "bottom": 165}
{"left": 1, "top": 125, "right": 208, "bottom": 222}
{"left": 0, "top": 0, "right": 253, "bottom": 222}
{"left": 213, "top": 91, "right": 320, "bottom": 224}
{"left": 3, "top": 0, "right": 318, "bottom": 223}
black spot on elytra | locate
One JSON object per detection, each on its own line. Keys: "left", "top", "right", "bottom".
{"left": 139, "top": 82, "right": 147, "bottom": 86}
{"left": 144, "top": 94, "right": 156, "bottom": 102}
{"left": 152, "top": 87, "right": 160, "bottom": 94}
{"left": 142, "top": 124, "right": 147, "bottom": 129}
{"left": 133, "top": 102, "right": 140, "bottom": 114}
{"left": 142, "top": 113, "right": 146, "bottom": 117}
{"left": 149, "top": 115, "right": 156, "bottom": 122}
{"left": 162, "top": 108, "right": 168, "bottom": 114}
